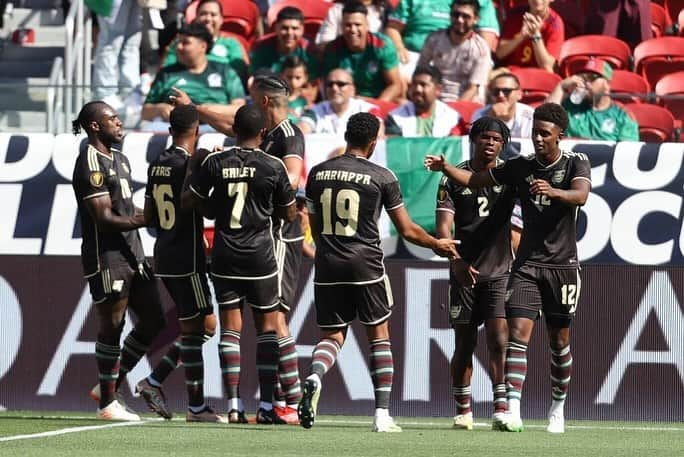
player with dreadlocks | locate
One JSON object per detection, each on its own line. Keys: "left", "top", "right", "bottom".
{"left": 434, "top": 116, "right": 516, "bottom": 431}
{"left": 426, "top": 103, "right": 591, "bottom": 434}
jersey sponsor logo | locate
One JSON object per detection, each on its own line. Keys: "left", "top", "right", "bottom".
{"left": 89, "top": 171, "right": 104, "bottom": 187}
{"left": 207, "top": 72, "right": 222, "bottom": 88}
{"left": 213, "top": 43, "right": 228, "bottom": 57}
{"left": 461, "top": 188, "right": 472, "bottom": 195}
{"left": 551, "top": 170, "right": 566, "bottom": 184}
{"left": 601, "top": 118, "right": 616, "bottom": 134}
{"left": 493, "top": 185, "right": 503, "bottom": 193}
{"left": 176, "top": 78, "right": 187, "bottom": 85}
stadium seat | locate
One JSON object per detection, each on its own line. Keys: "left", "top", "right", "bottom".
{"left": 558, "top": 35, "right": 632, "bottom": 77}
{"left": 266, "top": 0, "right": 333, "bottom": 41}
{"left": 655, "top": 71, "right": 684, "bottom": 122}
{"left": 367, "top": 98, "right": 399, "bottom": 119}
{"left": 665, "top": 0, "right": 684, "bottom": 27}
{"left": 510, "top": 67, "right": 561, "bottom": 105}
{"left": 624, "top": 103, "right": 677, "bottom": 142}
{"left": 610, "top": 70, "right": 650, "bottom": 104}
{"left": 446, "top": 100, "right": 484, "bottom": 134}
{"left": 633, "top": 37, "right": 684, "bottom": 90}
{"left": 185, "top": 0, "right": 261, "bottom": 43}
{"left": 650, "top": 2, "right": 671, "bottom": 37}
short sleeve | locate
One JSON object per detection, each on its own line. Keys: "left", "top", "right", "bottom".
{"left": 382, "top": 171, "right": 404, "bottom": 211}
{"left": 75, "top": 153, "right": 110, "bottom": 201}
{"left": 475, "top": 0, "right": 501, "bottom": 35}
{"left": 571, "top": 154, "right": 592, "bottom": 184}
{"left": 543, "top": 13, "right": 565, "bottom": 59}
{"left": 388, "top": 0, "right": 409, "bottom": 25}
{"left": 618, "top": 111, "right": 639, "bottom": 142}
{"left": 145, "top": 71, "right": 168, "bottom": 104}
{"left": 274, "top": 162, "right": 296, "bottom": 207}
{"left": 436, "top": 175, "right": 455, "bottom": 213}
{"left": 162, "top": 41, "right": 179, "bottom": 66}
{"left": 189, "top": 155, "right": 215, "bottom": 199}
{"left": 283, "top": 132, "right": 305, "bottom": 160}
{"left": 416, "top": 32, "right": 437, "bottom": 68}
{"left": 305, "top": 168, "right": 317, "bottom": 214}
{"left": 379, "top": 36, "right": 400, "bottom": 71}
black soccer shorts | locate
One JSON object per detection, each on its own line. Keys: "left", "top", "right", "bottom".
{"left": 314, "top": 276, "right": 394, "bottom": 328}
{"left": 161, "top": 273, "right": 213, "bottom": 321}
{"left": 449, "top": 276, "right": 507, "bottom": 327}
{"left": 212, "top": 274, "right": 280, "bottom": 312}
{"left": 275, "top": 239, "right": 303, "bottom": 312}
{"left": 506, "top": 263, "right": 581, "bottom": 327}
{"left": 87, "top": 262, "right": 138, "bottom": 304}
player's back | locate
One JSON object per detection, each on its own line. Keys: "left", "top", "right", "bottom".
{"left": 191, "top": 146, "right": 294, "bottom": 278}
{"left": 306, "top": 153, "right": 404, "bottom": 284}
{"left": 146, "top": 146, "right": 205, "bottom": 276}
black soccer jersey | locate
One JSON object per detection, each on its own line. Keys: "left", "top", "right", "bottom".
{"left": 144, "top": 145, "right": 205, "bottom": 277}
{"left": 189, "top": 146, "right": 295, "bottom": 278}
{"left": 306, "top": 153, "right": 404, "bottom": 284}
{"left": 489, "top": 150, "right": 592, "bottom": 267}
{"left": 260, "top": 119, "right": 305, "bottom": 242}
{"left": 72, "top": 144, "right": 145, "bottom": 276}
{"left": 437, "top": 160, "right": 515, "bottom": 280}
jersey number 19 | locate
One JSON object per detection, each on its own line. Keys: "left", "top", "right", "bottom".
{"left": 320, "top": 188, "right": 360, "bottom": 236}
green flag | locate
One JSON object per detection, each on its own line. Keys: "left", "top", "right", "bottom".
{"left": 386, "top": 136, "right": 466, "bottom": 234}
{"left": 85, "top": 0, "right": 114, "bottom": 17}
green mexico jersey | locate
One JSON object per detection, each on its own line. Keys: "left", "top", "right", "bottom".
{"left": 146, "top": 61, "right": 245, "bottom": 105}
{"left": 322, "top": 32, "right": 399, "bottom": 98}
{"left": 163, "top": 36, "right": 247, "bottom": 82}
{"left": 563, "top": 100, "right": 639, "bottom": 142}
{"left": 249, "top": 35, "right": 319, "bottom": 79}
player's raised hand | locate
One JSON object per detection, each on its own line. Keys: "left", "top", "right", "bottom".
{"left": 433, "top": 237, "right": 460, "bottom": 258}
{"left": 169, "top": 87, "right": 192, "bottom": 106}
{"left": 424, "top": 154, "right": 446, "bottom": 172}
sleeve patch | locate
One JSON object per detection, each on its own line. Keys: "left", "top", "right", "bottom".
{"left": 90, "top": 171, "right": 105, "bottom": 188}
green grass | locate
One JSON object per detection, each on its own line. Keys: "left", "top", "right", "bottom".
{"left": 1, "top": 412, "right": 682, "bottom": 457}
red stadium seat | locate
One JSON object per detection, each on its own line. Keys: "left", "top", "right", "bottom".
{"left": 366, "top": 98, "right": 399, "bottom": 119}
{"left": 624, "top": 103, "right": 677, "bottom": 142}
{"left": 558, "top": 35, "right": 631, "bottom": 77}
{"left": 267, "top": 0, "right": 334, "bottom": 41}
{"left": 655, "top": 71, "right": 684, "bottom": 122}
{"left": 665, "top": 0, "right": 684, "bottom": 26}
{"left": 510, "top": 67, "right": 561, "bottom": 105}
{"left": 185, "top": 0, "right": 261, "bottom": 43}
{"left": 446, "top": 100, "right": 484, "bottom": 134}
{"left": 610, "top": 70, "right": 650, "bottom": 104}
{"left": 633, "top": 37, "right": 684, "bottom": 89}
{"left": 650, "top": 2, "right": 671, "bottom": 37}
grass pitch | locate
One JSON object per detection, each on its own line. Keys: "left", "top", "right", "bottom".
{"left": 1, "top": 411, "right": 682, "bottom": 457}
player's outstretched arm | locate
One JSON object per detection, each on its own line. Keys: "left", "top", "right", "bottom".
{"left": 388, "top": 205, "right": 458, "bottom": 258}
{"left": 169, "top": 87, "right": 238, "bottom": 136}
{"left": 424, "top": 154, "right": 495, "bottom": 188}
{"left": 85, "top": 195, "right": 145, "bottom": 232}
{"left": 530, "top": 177, "right": 590, "bottom": 206}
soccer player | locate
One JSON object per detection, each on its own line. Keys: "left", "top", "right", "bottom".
{"left": 251, "top": 74, "right": 306, "bottom": 424}
{"left": 184, "top": 104, "right": 297, "bottom": 424}
{"left": 141, "top": 104, "right": 225, "bottom": 423}
{"left": 425, "top": 103, "right": 591, "bottom": 433}
{"left": 435, "top": 117, "right": 515, "bottom": 431}
{"left": 299, "top": 112, "right": 459, "bottom": 432}
{"left": 72, "top": 101, "right": 166, "bottom": 421}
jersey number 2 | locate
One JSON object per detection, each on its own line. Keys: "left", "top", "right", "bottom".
{"left": 152, "top": 184, "right": 175, "bottom": 230}
{"left": 320, "top": 188, "right": 360, "bottom": 236}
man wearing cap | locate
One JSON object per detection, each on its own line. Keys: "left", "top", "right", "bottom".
{"left": 546, "top": 58, "right": 638, "bottom": 141}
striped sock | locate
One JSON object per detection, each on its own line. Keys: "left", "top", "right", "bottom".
{"left": 310, "top": 338, "right": 341, "bottom": 379}
{"left": 219, "top": 330, "right": 241, "bottom": 400}
{"left": 550, "top": 345, "right": 572, "bottom": 402}
{"left": 278, "top": 336, "right": 302, "bottom": 406}
{"left": 116, "top": 332, "right": 149, "bottom": 390}
{"left": 95, "top": 340, "right": 120, "bottom": 408}
{"left": 181, "top": 334, "right": 205, "bottom": 408}
{"left": 150, "top": 340, "right": 181, "bottom": 384}
{"left": 505, "top": 341, "right": 528, "bottom": 404}
{"left": 452, "top": 385, "right": 472, "bottom": 415}
{"left": 256, "top": 331, "right": 279, "bottom": 404}
{"left": 493, "top": 383, "right": 507, "bottom": 413}
{"left": 370, "top": 339, "right": 393, "bottom": 410}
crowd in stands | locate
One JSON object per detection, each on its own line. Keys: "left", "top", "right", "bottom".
{"left": 88, "top": 0, "right": 684, "bottom": 143}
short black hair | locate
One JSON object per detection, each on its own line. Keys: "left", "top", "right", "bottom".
{"left": 233, "top": 104, "right": 265, "bottom": 139}
{"left": 253, "top": 74, "right": 291, "bottom": 96}
{"left": 281, "top": 55, "right": 307, "bottom": 72}
{"left": 72, "top": 100, "right": 108, "bottom": 135}
{"left": 169, "top": 104, "right": 199, "bottom": 132}
{"left": 276, "top": 6, "right": 304, "bottom": 23}
{"left": 450, "top": 0, "right": 480, "bottom": 16}
{"left": 197, "top": 0, "right": 222, "bottom": 14}
{"left": 413, "top": 65, "right": 442, "bottom": 84}
{"left": 342, "top": 0, "right": 368, "bottom": 15}
{"left": 469, "top": 116, "right": 511, "bottom": 147}
{"left": 345, "top": 112, "right": 379, "bottom": 148}
{"left": 534, "top": 102, "right": 569, "bottom": 132}
{"left": 180, "top": 21, "right": 213, "bottom": 53}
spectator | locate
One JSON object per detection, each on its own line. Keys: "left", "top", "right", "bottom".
{"left": 546, "top": 58, "right": 638, "bottom": 141}
{"left": 495, "top": 0, "right": 564, "bottom": 72}
{"left": 585, "top": 0, "right": 651, "bottom": 49}
{"left": 249, "top": 6, "right": 320, "bottom": 80}
{"left": 417, "top": 0, "right": 492, "bottom": 103}
{"left": 163, "top": 1, "right": 248, "bottom": 83}
{"left": 315, "top": 0, "right": 388, "bottom": 53}
{"left": 298, "top": 68, "right": 380, "bottom": 138}
{"left": 143, "top": 22, "right": 245, "bottom": 125}
{"left": 92, "top": 0, "right": 142, "bottom": 109}
{"left": 280, "top": 56, "right": 310, "bottom": 123}
{"left": 472, "top": 72, "right": 534, "bottom": 138}
{"left": 385, "top": 65, "right": 461, "bottom": 137}
{"left": 321, "top": 2, "right": 402, "bottom": 101}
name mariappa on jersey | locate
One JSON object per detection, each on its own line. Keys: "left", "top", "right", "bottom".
{"left": 314, "top": 169, "right": 372, "bottom": 185}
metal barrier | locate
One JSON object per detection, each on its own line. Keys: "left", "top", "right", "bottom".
{"left": 46, "top": 56, "right": 64, "bottom": 133}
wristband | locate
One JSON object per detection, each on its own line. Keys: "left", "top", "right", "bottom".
{"left": 531, "top": 34, "right": 542, "bottom": 42}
